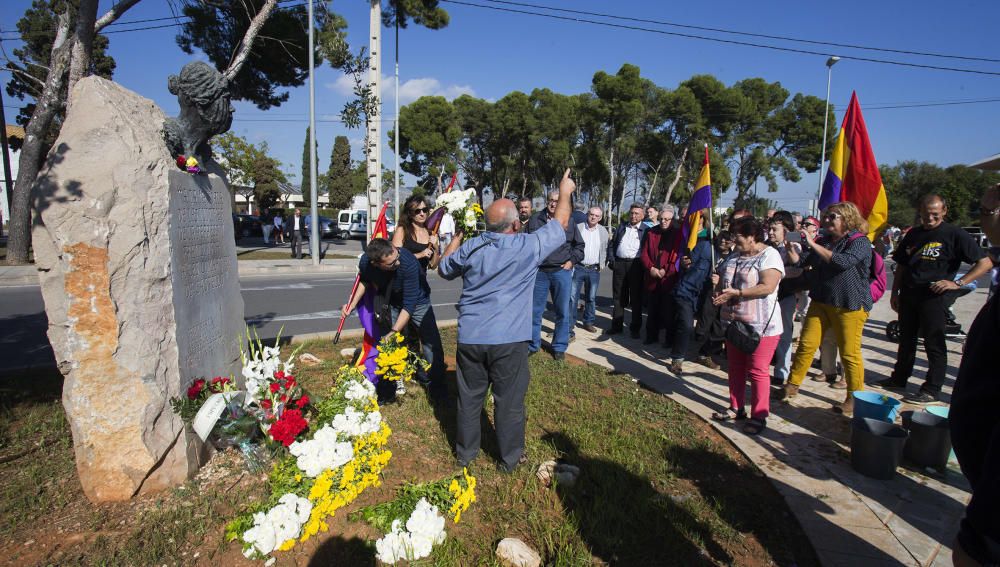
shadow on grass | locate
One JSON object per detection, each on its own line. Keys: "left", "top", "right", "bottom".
{"left": 0, "top": 366, "right": 63, "bottom": 408}
{"left": 542, "top": 430, "right": 780, "bottom": 565}
{"left": 307, "top": 535, "right": 374, "bottom": 566}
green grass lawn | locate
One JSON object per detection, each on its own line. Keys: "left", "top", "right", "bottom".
{"left": 0, "top": 330, "right": 818, "bottom": 566}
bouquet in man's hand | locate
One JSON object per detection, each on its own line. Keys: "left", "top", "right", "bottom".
{"left": 434, "top": 188, "right": 483, "bottom": 240}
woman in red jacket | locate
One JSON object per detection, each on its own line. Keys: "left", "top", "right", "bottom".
{"left": 640, "top": 206, "right": 684, "bottom": 347}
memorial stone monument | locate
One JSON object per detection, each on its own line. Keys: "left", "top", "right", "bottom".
{"left": 32, "top": 71, "right": 244, "bottom": 502}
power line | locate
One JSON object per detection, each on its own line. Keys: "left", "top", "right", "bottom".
{"left": 478, "top": 0, "right": 1000, "bottom": 64}
{"left": 439, "top": 0, "right": 1000, "bottom": 77}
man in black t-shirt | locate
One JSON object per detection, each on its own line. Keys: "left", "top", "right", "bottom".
{"left": 876, "top": 194, "right": 991, "bottom": 402}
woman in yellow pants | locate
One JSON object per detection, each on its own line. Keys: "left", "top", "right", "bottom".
{"left": 777, "top": 202, "right": 873, "bottom": 415}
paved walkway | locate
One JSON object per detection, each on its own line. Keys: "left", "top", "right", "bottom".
{"left": 561, "top": 290, "right": 986, "bottom": 566}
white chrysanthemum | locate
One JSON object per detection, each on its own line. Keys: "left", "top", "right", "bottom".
{"left": 329, "top": 406, "right": 382, "bottom": 438}
{"left": 289, "top": 425, "right": 354, "bottom": 477}
{"left": 406, "top": 498, "right": 446, "bottom": 545}
{"left": 374, "top": 520, "right": 412, "bottom": 564}
{"left": 344, "top": 378, "right": 376, "bottom": 401}
{"left": 242, "top": 494, "right": 312, "bottom": 556}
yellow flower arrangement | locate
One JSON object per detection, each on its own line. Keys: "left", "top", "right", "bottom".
{"left": 448, "top": 467, "right": 477, "bottom": 523}
{"left": 375, "top": 332, "right": 430, "bottom": 382}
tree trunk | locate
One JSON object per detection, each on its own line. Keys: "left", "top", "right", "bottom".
{"left": 606, "top": 146, "right": 615, "bottom": 227}
{"left": 5, "top": 11, "right": 72, "bottom": 266}
{"left": 66, "top": 0, "right": 98, "bottom": 107}
{"left": 663, "top": 147, "right": 689, "bottom": 206}
{"left": 500, "top": 178, "right": 510, "bottom": 199}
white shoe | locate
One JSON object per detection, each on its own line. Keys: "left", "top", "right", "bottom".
{"left": 396, "top": 381, "right": 406, "bottom": 395}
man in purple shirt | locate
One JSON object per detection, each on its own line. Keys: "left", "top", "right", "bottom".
{"left": 439, "top": 169, "right": 574, "bottom": 472}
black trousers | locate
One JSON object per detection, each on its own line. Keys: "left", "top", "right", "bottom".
{"left": 611, "top": 258, "right": 644, "bottom": 331}
{"left": 645, "top": 290, "right": 675, "bottom": 345}
{"left": 891, "top": 287, "right": 949, "bottom": 393}
{"left": 692, "top": 281, "right": 724, "bottom": 357}
{"left": 455, "top": 342, "right": 531, "bottom": 471}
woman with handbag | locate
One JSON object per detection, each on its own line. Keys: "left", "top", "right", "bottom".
{"left": 711, "top": 216, "right": 785, "bottom": 435}
{"left": 777, "top": 202, "right": 873, "bottom": 415}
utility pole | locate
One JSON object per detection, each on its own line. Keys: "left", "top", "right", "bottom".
{"left": 394, "top": 15, "right": 400, "bottom": 224}
{"left": 366, "top": 0, "right": 382, "bottom": 240}
{"left": 308, "top": 0, "right": 319, "bottom": 264}
{"left": 0, "top": 89, "right": 13, "bottom": 231}
{"left": 816, "top": 56, "right": 840, "bottom": 216}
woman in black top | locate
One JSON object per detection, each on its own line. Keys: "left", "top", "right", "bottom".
{"left": 392, "top": 195, "right": 439, "bottom": 273}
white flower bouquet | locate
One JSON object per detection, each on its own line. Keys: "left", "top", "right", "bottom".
{"left": 434, "top": 188, "right": 483, "bottom": 239}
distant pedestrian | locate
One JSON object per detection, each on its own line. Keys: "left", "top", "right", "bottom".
{"left": 287, "top": 208, "right": 305, "bottom": 259}
{"left": 517, "top": 196, "right": 533, "bottom": 232}
{"left": 571, "top": 206, "right": 609, "bottom": 335}
{"left": 273, "top": 211, "right": 285, "bottom": 244}
{"left": 643, "top": 205, "right": 659, "bottom": 228}
{"left": 261, "top": 209, "right": 274, "bottom": 244}
{"left": 877, "top": 194, "right": 990, "bottom": 403}
{"left": 438, "top": 170, "right": 575, "bottom": 471}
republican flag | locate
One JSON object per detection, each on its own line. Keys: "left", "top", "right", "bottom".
{"left": 818, "top": 92, "right": 888, "bottom": 239}
{"left": 684, "top": 145, "right": 713, "bottom": 251}
{"left": 354, "top": 201, "right": 390, "bottom": 382}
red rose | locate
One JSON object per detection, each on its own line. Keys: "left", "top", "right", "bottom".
{"left": 187, "top": 379, "right": 206, "bottom": 400}
{"left": 269, "top": 382, "right": 281, "bottom": 394}
{"left": 297, "top": 395, "right": 310, "bottom": 408}
{"left": 269, "top": 409, "right": 307, "bottom": 446}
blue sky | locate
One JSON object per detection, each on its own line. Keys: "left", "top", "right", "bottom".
{"left": 3, "top": 0, "right": 999, "bottom": 212}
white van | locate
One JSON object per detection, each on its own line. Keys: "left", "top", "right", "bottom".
{"left": 336, "top": 209, "right": 395, "bottom": 239}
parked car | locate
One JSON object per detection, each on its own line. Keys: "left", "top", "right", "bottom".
{"left": 963, "top": 226, "right": 991, "bottom": 249}
{"left": 234, "top": 214, "right": 263, "bottom": 239}
{"left": 302, "top": 215, "right": 339, "bottom": 239}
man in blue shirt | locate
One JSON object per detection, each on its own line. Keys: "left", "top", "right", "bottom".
{"left": 342, "top": 238, "right": 445, "bottom": 402}
{"left": 439, "top": 169, "right": 575, "bottom": 472}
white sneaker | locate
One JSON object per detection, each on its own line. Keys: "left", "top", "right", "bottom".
{"left": 396, "top": 381, "right": 406, "bottom": 395}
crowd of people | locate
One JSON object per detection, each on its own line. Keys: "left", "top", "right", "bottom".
{"left": 338, "top": 177, "right": 999, "bottom": 566}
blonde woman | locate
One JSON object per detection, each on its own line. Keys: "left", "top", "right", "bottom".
{"left": 777, "top": 202, "right": 873, "bottom": 414}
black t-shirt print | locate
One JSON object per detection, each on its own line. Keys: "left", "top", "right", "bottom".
{"left": 893, "top": 223, "right": 984, "bottom": 288}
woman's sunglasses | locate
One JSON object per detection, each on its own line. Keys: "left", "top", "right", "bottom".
{"left": 410, "top": 207, "right": 429, "bottom": 214}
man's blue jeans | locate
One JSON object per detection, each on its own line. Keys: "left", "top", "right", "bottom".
{"left": 531, "top": 268, "right": 573, "bottom": 353}
{"left": 571, "top": 266, "right": 600, "bottom": 327}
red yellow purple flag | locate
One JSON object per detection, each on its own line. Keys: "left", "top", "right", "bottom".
{"left": 684, "top": 145, "right": 713, "bottom": 251}
{"left": 354, "top": 202, "right": 390, "bottom": 382}
{"left": 817, "top": 91, "right": 888, "bottom": 239}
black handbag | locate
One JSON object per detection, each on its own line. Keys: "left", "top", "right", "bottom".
{"left": 723, "top": 255, "right": 777, "bottom": 354}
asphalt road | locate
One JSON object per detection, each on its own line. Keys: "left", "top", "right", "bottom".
{"left": 2, "top": 261, "right": 988, "bottom": 376}
{"left": 0, "top": 271, "right": 472, "bottom": 375}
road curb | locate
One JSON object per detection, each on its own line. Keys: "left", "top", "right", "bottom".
{"left": 0, "top": 261, "right": 360, "bottom": 286}
{"left": 287, "top": 319, "right": 458, "bottom": 345}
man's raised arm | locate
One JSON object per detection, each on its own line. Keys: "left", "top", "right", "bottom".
{"left": 554, "top": 168, "right": 575, "bottom": 229}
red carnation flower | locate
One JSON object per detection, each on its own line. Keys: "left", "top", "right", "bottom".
{"left": 261, "top": 399, "right": 272, "bottom": 410}
{"left": 280, "top": 394, "right": 288, "bottom": 403}
{"left": 284, "top": 377, "right": 296, "bottom": 389}
{"left": 297, "top": 395, "right": 310, "bottom": 408}
{"left": 187, "top": 379, "right": 206, "bottom": 400}
{"left": 269, "top": 382, "right": 281, "bottom": 394}
{"left": 275, "top": 370, "right": 286, "bottom": 380}
{"left": 269, "top": 409, "right": 307, "bottom": 447}
{"left": 175, "top": 155, "right": 186, "bottom": 168}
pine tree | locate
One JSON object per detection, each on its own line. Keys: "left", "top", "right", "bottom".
{"left": 325, "top": 136, "right": 354, "bottom": 210}
{"left": 300, "top": 126, "right": 314, "bottom": 210}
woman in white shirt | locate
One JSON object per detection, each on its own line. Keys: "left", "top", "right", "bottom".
{"left": 711, "top": 216, "right": 785, "bottom": 435}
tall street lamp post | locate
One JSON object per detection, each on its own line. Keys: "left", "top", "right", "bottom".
{"left": 816, "top": 55, "right": 840, "bottom": 216}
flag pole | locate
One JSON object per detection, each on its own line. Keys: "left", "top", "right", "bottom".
{"left": 333, "top": 200, "right": 390, "bottom": 344}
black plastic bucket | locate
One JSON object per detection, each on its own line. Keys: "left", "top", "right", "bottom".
{"left": 851, "top": 417, "right": 909, "bottom": 480}
{"left": 901, "top": 410, "right": 952, "bottom": 471}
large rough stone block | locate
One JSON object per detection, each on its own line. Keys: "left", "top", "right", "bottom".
{"left": 31, "top": 77, "right": 244, "bottom": 502}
